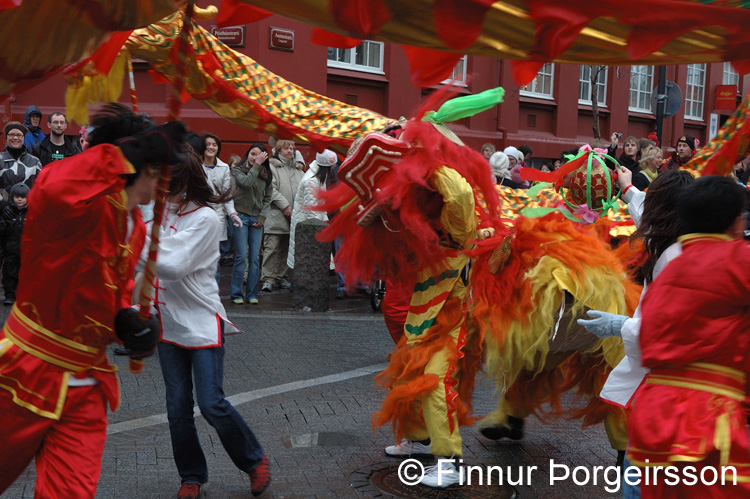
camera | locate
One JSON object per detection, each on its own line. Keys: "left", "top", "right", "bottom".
{"left": 615, "top": 132, "right": 623, "bottom": 138}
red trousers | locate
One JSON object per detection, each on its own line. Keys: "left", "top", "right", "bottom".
{"left": 0, "top": 385, "right": 108, "bottom": 499}
{"left": 381, "top": 279, "right": 411, "bottom": 344}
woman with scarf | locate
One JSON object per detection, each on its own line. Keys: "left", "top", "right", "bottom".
{"left": 632, "top": 145, "right": 663, "bottom": 191}
{"left": 489, "top": 151, "right": 519, "bottom": 188}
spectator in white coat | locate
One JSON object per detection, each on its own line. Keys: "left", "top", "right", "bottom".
{"left": 287, "top": 149, "right": 337, "bottom": 270}
{"left": 198, "top": 133, "right": 241, "bottom": 285}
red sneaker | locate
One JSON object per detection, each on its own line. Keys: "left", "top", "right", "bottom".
{"left": 249, "top": 455, "right": 271, "bottom": 496}
{"left": 177, "top": 483, "right": 200, "bottom": 499}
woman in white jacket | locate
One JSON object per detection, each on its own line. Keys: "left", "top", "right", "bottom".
{"left": 154, "top": 152, "right": 269, "bottom": 499}
{"left": 287, "top": 149, "right": 337, "bottom": 269}
{"left": 202, "top": 133, "right": 241, "bottom": 285}
{"left": 577, "top": 167, "right": 694, "bottom": 498}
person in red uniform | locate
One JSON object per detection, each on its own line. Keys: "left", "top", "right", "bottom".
{"left": 628, "top": 175, "right": 750, "bottom": 498}
{"left": 0, "top": 104, "right": 186, "bottom": 498}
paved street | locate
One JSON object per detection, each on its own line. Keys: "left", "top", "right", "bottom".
{"left": 1, "top": 281, "right": 619, "bottom": 498}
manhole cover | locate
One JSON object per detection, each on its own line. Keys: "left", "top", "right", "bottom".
{"left": 351, "top": 462, "right": 516, "bottom": 498}
{"left": 284, "top": 431, "right": 360, "bottom": 448}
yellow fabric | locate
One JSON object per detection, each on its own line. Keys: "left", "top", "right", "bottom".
{"left": 65, "top": 50, "right": 127, "bottom": 126}
{"left": 478, "top": 256, "right": 629, "bottom": 449}
{"left": 404, "top": 324, "right": 464, "bottom": 457}
{"left": 390, "top": 165, "right": 477, "bottom": 456}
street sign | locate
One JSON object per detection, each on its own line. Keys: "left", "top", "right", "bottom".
{"left": 650, "top": 81, "right": 683, "bottom": 118}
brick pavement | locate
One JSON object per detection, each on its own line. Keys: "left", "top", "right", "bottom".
{"left": 0, "top": 277, "right": 619, "bottom": 498}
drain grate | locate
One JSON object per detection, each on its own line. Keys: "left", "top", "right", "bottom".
{"left": 351, "top": 462, "right": 516, "bottom": 498}
{"left": 284, "top": 431, "right": 361, "bottom": 448}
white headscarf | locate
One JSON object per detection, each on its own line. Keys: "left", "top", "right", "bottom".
{"left": 503, "top": 146, "right": 519, "bottom": 162}
{"left": 489, "top": 151, "right": 511, "bottom": 181}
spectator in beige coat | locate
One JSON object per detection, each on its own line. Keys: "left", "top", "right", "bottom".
{"left": 261, "top": 139, "right": 305, "bottom": 291}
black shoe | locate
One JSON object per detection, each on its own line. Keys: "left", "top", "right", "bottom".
{"left": 113, "top": 345, "right": 131, "bottom": 356}
{"left": 480, "top": 416, "right": 525, "bottom": 440}
{"left": 3, "top": 299, "right": 14, "bottom": 306}
{"left": 335, "top": 289, "right": 345, "bottom": 299}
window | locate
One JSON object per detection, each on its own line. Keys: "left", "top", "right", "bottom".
{"left": 685, "top": 63, "right": 706, "bottom": 120}
{"left": 579, "top": 65, "right": 607, "bottom": 106}
{"left": 520, "top": 63, "right": 554, "bottom": 99}
{"left": 441, "top": 55, "right": 468, "bottom": 85}
{"left": 629, "top": 65, "right": 654, "bottom": 113}
{"left": 327, "top": 41, "right": 384, "bottom": 74}
{"left": 723, "top": 62, "right": 740, "bottom": 89}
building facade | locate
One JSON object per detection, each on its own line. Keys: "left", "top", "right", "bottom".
{"left": 3, "top": 14, "right": 747, "bottom": 165}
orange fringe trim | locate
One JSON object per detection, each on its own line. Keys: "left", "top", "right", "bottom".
{"left": 372, "top": 297, "right": 483, "bottom": 440}
{"left": 503, "top": 351, "right": 627, "bottom": 430}
{"left": 468, "top": 213, "right": 642, "bottom": 350}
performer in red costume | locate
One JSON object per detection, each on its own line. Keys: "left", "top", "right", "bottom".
{"left": 628, "top": 175, "right": 750, "bottom": 498}
{"left": 0, "top": 104, "right": 186, "bottom": 498}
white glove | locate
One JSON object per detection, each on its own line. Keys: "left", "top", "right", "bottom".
{"left": 577, "top": 310, "right": 626, "bottom": 338}
{"left": 229, "top": 212, "right": 242, "bottom": 227}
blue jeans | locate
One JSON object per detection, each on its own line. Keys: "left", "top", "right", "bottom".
{"left": 221, "top": 219, "right": 234, "bottom": 258}
{"left": 158, "top": 329, "right": 264, "bottom": 484}
{"left": 622, "top": 456, "right": 641, "bottom": 499}
{"left": 231, "top": 213, "right": 263, "bottom": 301}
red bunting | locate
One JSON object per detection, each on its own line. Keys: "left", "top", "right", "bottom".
{"left": 310, "top": 28, "right": 362, "bottom": 49}
{"left": 63, "top": 31, "right": 133, "bottom": 77}
{"left": 433, "top": 0, "right": 495, "bottom": 50}
{"left": 520, "top": 154, "right": 587, "bottom": 189}
{"left": 0, "top": 0, "right": 21, "bottom": 12}
{"left": 329, "top": 0, "right": 390, "bottom": 37}
{"left": 401, "top": 46, "right": 463, "bottom": 88}
{"left": 512, "top": 60, "right": 546, "bottom": 87}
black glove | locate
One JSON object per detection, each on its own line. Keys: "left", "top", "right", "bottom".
{"left": 114, "top": 307, "right": 160, "bottom": 360}
{"left": 115, "top": 122, "right": 188, "bottom": 170}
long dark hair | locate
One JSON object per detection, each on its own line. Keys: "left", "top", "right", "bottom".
{"left": 87, "top": 103, "right": 153, "bottom": 147}
{"left": 244, "top": 142, "right": 273, "bottom": 182}
{"left": 315, "top": 164, "right": 330, "bottom": 185}
{"left": 630, "top": 169, "right": 694, "bottom": 283}
{"left": 169, "top": 151, "right": 234, "bottom": 207}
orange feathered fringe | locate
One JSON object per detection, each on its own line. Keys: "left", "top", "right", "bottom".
{"left": 468, "top": 213, "right": 641, "bottom": 349}
{"left": 316, "top": 118, "right": 507, "bottom": 288}
{"left": 470, "top": 213, "right": 638, "bottom": 441}
{"left": 372, "top": 297, "right": 483, "bottom": 440}
{"left": 503, "top": 351, "right": 627, "bottom": 429}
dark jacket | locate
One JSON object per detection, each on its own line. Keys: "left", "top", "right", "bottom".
{"left": 30, "top": 135, "right": 81, "bottom": 166}
{"left": 0, "top": 147, "right": 41, "bottom": 198}
{"left": 22, "top": 105, "right": 45, "bottom": 147}
{"left": 661, "top": 153, "right": 692, "bottom": 172}
{"left": 0, "top": 201, "right": 27, "bottom": 256}
{"left": 606, "top": 144, "right": 641, "bottom": 174}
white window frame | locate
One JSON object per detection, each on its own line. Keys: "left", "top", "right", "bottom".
{"left": 579, "top": 65, "right": 608, "bottom": 107}
{"left": 327, "top": 41, "right": 384, "bottom": 74}
{"left": 520, "top": 63, "right": 554, "bottom": 99}
{"left": 723, "top": 61, "right": 740, "bottom": 89}
{"left": 441, "top": 55, "right": 468, "bottom": 86}
{"left": 684, "top": 63, "right": 706, "bottom": 121}
{"left": 629, "top": 65, "right": 654, "bottom": 113}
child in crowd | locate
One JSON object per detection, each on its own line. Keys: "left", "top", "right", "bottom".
{"left": 0, "top": 183, "right": 29, "bottom": 305}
